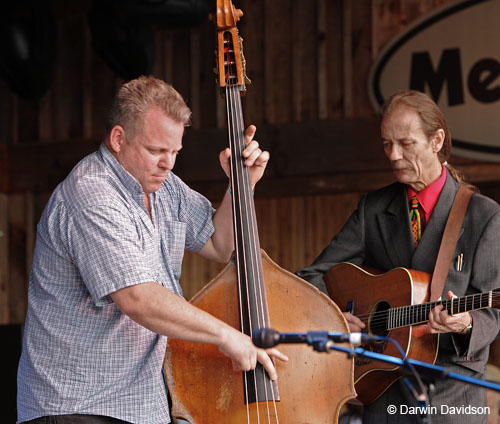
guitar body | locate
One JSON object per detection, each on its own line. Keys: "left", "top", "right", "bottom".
{"left": 324, "top": 262, "right": 438, "bottom": 405}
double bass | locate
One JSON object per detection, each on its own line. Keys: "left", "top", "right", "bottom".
{"left": 164, "top": 1, "right": 355, "bottom": 422}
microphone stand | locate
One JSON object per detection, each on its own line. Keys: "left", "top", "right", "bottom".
{"left": 303, "top": 333, "right": 500, "bottom": 392}
{"left": 303, "top": 332, "right": 433, "bottom": 423}
{"left": 302, "top": 333, "right": 500, "bottom": 424}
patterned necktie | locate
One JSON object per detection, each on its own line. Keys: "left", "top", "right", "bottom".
{"left": 409, "top": 196, "right": 422, "bottom": 246}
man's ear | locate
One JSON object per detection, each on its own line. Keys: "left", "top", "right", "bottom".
{"left": 432, "top": 129, "right": 445, "bottom": 153}
{"left": 108, "top": 125, "right": 126, "bottom": 153}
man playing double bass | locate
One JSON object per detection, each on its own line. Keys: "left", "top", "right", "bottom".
{"left": 17, "top": 76, "right": 287, "bottom": 424}
{"left": 297, "top": 90, "right": 500, "bottom": 424}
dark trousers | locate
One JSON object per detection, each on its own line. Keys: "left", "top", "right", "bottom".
{"left": 21, "top": 415, "right": 131, "bottom": 424}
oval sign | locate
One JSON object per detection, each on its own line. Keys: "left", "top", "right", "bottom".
{"left": 368, "top": 0, "right": 500, "bottom": 162}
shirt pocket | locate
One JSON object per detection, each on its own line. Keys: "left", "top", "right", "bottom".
{"left": 160, "top": 220, "right": 187, "bottom": 283}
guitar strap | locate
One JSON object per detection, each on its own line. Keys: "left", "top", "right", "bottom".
{"left": 429, "top": 185, "right": 473, "bottom": 301}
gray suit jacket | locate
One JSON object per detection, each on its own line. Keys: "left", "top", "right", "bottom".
{"left": 297, "top": 170, "right": 500, "bottom": 375}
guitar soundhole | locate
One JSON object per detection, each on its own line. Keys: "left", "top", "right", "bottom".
{"left": 369, "top": 300, "right": 390, "bottom": 337}
{"left": 353, "top": 301, "right": 391, "bottom": 366}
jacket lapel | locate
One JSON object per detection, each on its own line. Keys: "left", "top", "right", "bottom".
{"left": 377, "top": 187, "right": 414, "bottom": 269}
{"left": 411, "top": 170, "right": 459, "bottom": 273}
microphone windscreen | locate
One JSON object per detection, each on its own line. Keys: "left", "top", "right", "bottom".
{"left": 252, "top": 328, "right": 279, "bottom": 348}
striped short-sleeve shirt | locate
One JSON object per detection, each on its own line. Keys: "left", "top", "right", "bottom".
{"left": 17, "top": 144, "right": 215, "bottom": 423}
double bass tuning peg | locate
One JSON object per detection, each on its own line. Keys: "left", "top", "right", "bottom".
{"left": 210, "top": 7, "right": 243, "bottom": 23}
{"left": 215, "top": 1, "right": 243, "bottom": 29}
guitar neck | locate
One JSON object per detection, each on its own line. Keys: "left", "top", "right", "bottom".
{"left": 388, "top": 291, "right": 494, "bottom": 330}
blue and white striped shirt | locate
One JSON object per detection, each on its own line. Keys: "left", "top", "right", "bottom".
{"left": 17, "top": 143, "right": 215, "bottom": 423}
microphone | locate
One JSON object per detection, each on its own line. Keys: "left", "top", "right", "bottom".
{"left": 252, "top": 328, "right": 383, "bottom": 349}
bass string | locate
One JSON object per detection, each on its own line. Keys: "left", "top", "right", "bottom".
{"left": 226, "top": 84, "right": 279, "bottom": 422}
{"left": 230, "top": 86, "right": 277, "bottom": 417}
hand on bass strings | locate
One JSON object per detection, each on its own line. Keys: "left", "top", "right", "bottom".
{"left": 217, "top": 326, "right": 288, "bottom": 381}
{"left": 219, "top": 125, "right": 270, "bottom": 189}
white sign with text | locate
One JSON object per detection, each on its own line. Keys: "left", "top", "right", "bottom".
{"left": 368, "top": 0, "right": 500, "bottom": 162}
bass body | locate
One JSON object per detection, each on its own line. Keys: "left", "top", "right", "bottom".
{"left": 165, "top": 251, "right": 355, "bottom": 423}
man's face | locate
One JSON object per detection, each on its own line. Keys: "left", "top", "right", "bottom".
{"left": 116, "top": 107, "right": 184, "bottom": 194}
{"left": 381, "top": 104, "right": 442, "bottom": 191}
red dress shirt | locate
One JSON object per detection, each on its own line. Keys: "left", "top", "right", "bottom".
{"left": 407, "top": 164, "right": 447, "bottom": 225}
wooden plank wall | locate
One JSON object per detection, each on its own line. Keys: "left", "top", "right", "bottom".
{"left": 0, "top": 0, "right": 473, "bottom": 325}
{"left": 172, "top": 0, "right": 458, "bottom": 298}
{"left": 181, "top": 192, "right": 363, "bottom": 300}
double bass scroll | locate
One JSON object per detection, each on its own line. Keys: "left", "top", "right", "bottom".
{"left": 164, "top": 1, "right": 356, "bottom": 422}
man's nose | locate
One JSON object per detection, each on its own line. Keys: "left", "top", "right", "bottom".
{"left": 387, "top": 144, "right": 403, "bottom": 161}
{"left": 159, "top": 153, "right": 176, "bottom": 170}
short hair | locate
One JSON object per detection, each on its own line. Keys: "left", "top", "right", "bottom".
{"left": 106, "top": 76, "right": 192, "bottom": 139}
{"left": 381, "top": 89, "right": 451, "bottom": 164}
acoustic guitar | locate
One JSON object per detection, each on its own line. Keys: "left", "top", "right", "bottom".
{"left": 324, "top": 262, "right": 500, "bottom": 404}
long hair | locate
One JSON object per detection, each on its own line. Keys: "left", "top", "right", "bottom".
{"left": 381, "top": 90, "right": 477, "bottom": 191}
{"left": 106, "top": 76, "right": 192, "bottom": 140}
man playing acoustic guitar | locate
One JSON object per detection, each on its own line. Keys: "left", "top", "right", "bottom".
{"left": 297, "top": 90, "right": 500, "bottom": 424}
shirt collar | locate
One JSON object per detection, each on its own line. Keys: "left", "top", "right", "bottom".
{"left": 407, "top": 164, "right": 447, "bottom": 218}
{"left": 98, "top": 143, "right": 144, "bottom": 196}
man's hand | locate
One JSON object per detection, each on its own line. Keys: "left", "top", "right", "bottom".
{"left": 428, "top": 290, "right": 472, "bottom": 334}
{"left": 219, "top": 125, "right": 270, "bottom": 189}
{"left": 343, "top": 311, "right": 366, "bottom": 333}
{"left": 218, "top": 326, "right": 288, "bottom": 381}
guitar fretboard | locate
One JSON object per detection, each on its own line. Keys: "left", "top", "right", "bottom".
{"left": 387, "top": 291, "right": 492, "bottom": 330}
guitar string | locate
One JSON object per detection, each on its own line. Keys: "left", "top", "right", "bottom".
{"left": 348, "top": 292, "right": 499, "bottom": 331}
{"left": 354, "top": 291, "right": 499, "bottom": 323}
{"left": 355, "top": 297, "right": 496, "bottom": 328}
